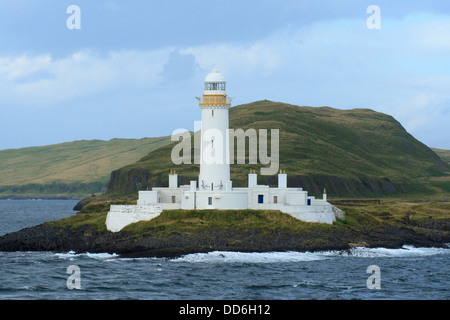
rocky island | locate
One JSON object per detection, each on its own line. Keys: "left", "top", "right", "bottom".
{"left": 1, "top": 100, "right": 449, "bottom": 258}
{"left": 0, "top": 200, "right": 448, "bottom": 258}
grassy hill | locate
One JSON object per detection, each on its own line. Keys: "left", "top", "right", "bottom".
{"left": 1, "top": 100, "right": 448, "bottom": 200}
{"left": 0, "top": 137, "right": 172, "bottom": 198}
{"left": 104, "top": 100, "right": 450, "bottom": 199}
{"left": 432, "top": 148, "right": 450, "bottom": 165}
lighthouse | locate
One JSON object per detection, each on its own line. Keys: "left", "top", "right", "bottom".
{"left": 198, "top": 69, "right": 231, "bottom": 191}
{"left": 106, "top": 69, "right": 344, "bottom": 232}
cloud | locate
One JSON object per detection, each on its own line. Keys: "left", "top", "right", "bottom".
{"left": 161, "top": 50, "right": 198, "bottom": 82}
{"left": 0, "top": 49, "right": 170, "bottom": 108}
{"left": 0, "top": 10, "right": 449, "bottom": 149}
{"left": 180, "top": 15, "right": 450, "bottom": 147}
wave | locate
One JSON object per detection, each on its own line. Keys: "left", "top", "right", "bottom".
{"left": 171, "top": 251, "right": 329, "bottom": 263}
{"left": 172, "top": 246, "right": 449, "bottom": 263}
{"left": 52, "top": 245, "right": 449, "bottom": 263}
{"left": 321, "top": 245, "right": 450, "bottom": 258}
{"left": 55, "top": 251, "right": 119, "bottom": 261}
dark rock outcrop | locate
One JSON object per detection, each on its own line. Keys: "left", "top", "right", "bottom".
{"left": 73, "top": 196, "right": 95, "bottom": 211}
{"left": 1, "top": 220, "right": 448, "bottom": 258}
{"left": 106, "top": 168, "right": 151, "bottom": 195}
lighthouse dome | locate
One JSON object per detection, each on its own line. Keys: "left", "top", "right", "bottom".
{"left": 204, "top": 68, "right": 226, "bottom": 93}
{"left": 205, "top": 68, "right": 225, "bottom": 83}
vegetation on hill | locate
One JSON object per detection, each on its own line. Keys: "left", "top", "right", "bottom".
{"left": 432, "top": 148, "right": 450, "bottom": 165}
{"left": 1, "top": 100, "right": 448, "bottom": 200}
{"left": 104, "top": 100, "right": 450, "bottom": 199}
{"left": 63, "top": 198, "right": 450, "bottom": 234}
{"left": 0, "top": 137, "right": 171, "bottom": 198}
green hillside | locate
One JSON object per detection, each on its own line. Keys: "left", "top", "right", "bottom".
{"left": 105, "top": 101, "right": 450, "bottom": 199}
{"left": 432, "top": 148, "right": 450, "bottom": 165}
{"left": 1, "top": 100, "right": 448, "bottom": 200}
{"left": 0, "top": 137, "right": 172, "bottom": 198}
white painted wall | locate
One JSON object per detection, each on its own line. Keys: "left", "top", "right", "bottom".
{"left": 169, "top": 174, "right": 178, "bottom": 188}
{"left": 195, "top": 190, "right": 248, "bottom": 210}
{"left": 181, "top": 191, "right": 195, "bottom": 209}
{"left": 153, "top": 188, "right": 182, "bottom": 204}
{"left": 281, "top": 205, "right": 336, "bottom": 224}
{"left": 248, "top": 174, "right": 257, "bottom": 187}
{"left": 106, "top": 205, "right": 162, "bottom": 232}
{"left": 137, "top": 190, "right": 159, "bottom": 205}
{"left": 278, "top": 173, "right": 287, "bottom": 188}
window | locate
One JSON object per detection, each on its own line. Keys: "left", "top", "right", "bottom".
{"left": 273, "top": 196, "right": 278, "bottom": 204}
{"left": 172, "top": 196, "right": 176, "bottom": 203}
{"left": 208, "top": 197, "right": 212, "bottom": 206}
{"left": 307, "top": 199, "right": 311, "bottom": 206}
{"left": 212, "top": 110, "right": 214, "bottom": 117}
{"left": 258, "top": 194, "right": 264, "bottom": 204}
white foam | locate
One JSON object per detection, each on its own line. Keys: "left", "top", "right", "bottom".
{"left": 172, "top": 246, "right": 449, "bottom": 263}
{"left": 320, "top": 245, "right": 450, "bottom": 258}
{"left": 55, "top": 251, "right": 119, "bottom": 261}
{"left": 54, "top": 245, "right": 449, "bottom": 262}
{"left": 171, "top": 251, "right": 329, "bottom": 264}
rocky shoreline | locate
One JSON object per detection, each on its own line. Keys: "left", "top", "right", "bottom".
{"left": 0, "top": 218, "right": 449, "bottom": 258}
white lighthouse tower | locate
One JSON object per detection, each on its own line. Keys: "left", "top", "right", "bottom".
{"left": 198, "top": 69, "right": 232, "bottom": 191}
{"left": 105, "top": 69, "right": 344, "bottom": 232}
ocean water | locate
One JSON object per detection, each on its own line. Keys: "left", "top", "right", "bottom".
{"left": 0, "top": 199, "right": 448, "bottom": 300}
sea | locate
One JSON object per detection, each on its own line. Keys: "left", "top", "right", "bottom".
{"left": 0, "top": 199, "right": 448, "bottom": 302}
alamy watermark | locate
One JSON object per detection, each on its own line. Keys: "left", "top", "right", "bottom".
{"left": 66, "top": 5, "right": 81, "bottom": 30}
{"left": 171, "top": 122, "right": 279, "bottom": 175}
{"left": 367, "top": 5, "right": 381, "bottom": 30}
{"left": 65, "top": 5, "right": 380, "bottom": 31}
{"left": 366, "top": 265, "right": 381, "bottom": 289}
{"left": 66, "top": 265, "right": 81, "bottom": 290}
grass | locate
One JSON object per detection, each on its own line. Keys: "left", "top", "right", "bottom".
{"left": 336, "top": 199, "right": 450, "bottom": 226}
{"left": 0, "top": 181, "right": 106, "bottom": 199}
{"left": 46, "top": 212, "right": 107, "bottom": 232}
{"left": 78, "top": 199, "right": 137, "bottom": 214}
{"left": 2, "top": 100, "right": 449, "bottom": 199}
{"left": 45, "top": 199, "right": 137, "bottom": 232}
{"left": 0, "top": 137, "right": 172, "bottom": 197}
{"left": 107, "top": 101, "right": 450, "bottom": 198}
{"left": 52, "top": 198, "right": 450, "bottom": 236}
{"left": 432, "top": 148, "right": 450, "bottom": 165}
{"left": 121, "top": 209, "right": 333, "bottom": 234}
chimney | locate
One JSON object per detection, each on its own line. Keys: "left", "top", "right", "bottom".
{"left": 169, "top": 170, "right": 178, "bottom": 188}
{"left": 278, "top": 170, "right": 287, "bottom": 188}
{"left": 248, "top": 170, "right": 257, "bottom": 188}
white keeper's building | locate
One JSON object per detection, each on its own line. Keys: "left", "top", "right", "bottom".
{"left": 106, "top": 69, "right": 344, "bottom": 232}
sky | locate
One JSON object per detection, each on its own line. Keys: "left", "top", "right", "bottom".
{"left": 0, "top": 0, "right": 449, "bottom": 150}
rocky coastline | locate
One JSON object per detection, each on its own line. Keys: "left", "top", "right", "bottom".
{"left": 0, "top": 217, "right": 448, "bottom": 258}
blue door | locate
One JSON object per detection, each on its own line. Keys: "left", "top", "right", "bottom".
{"left": 258, "top": 195, "right": 264, "bottom": 204}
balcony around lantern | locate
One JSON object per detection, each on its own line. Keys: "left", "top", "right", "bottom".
{"left": 198, "top": 95, "right": 232, "bottom": 106}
